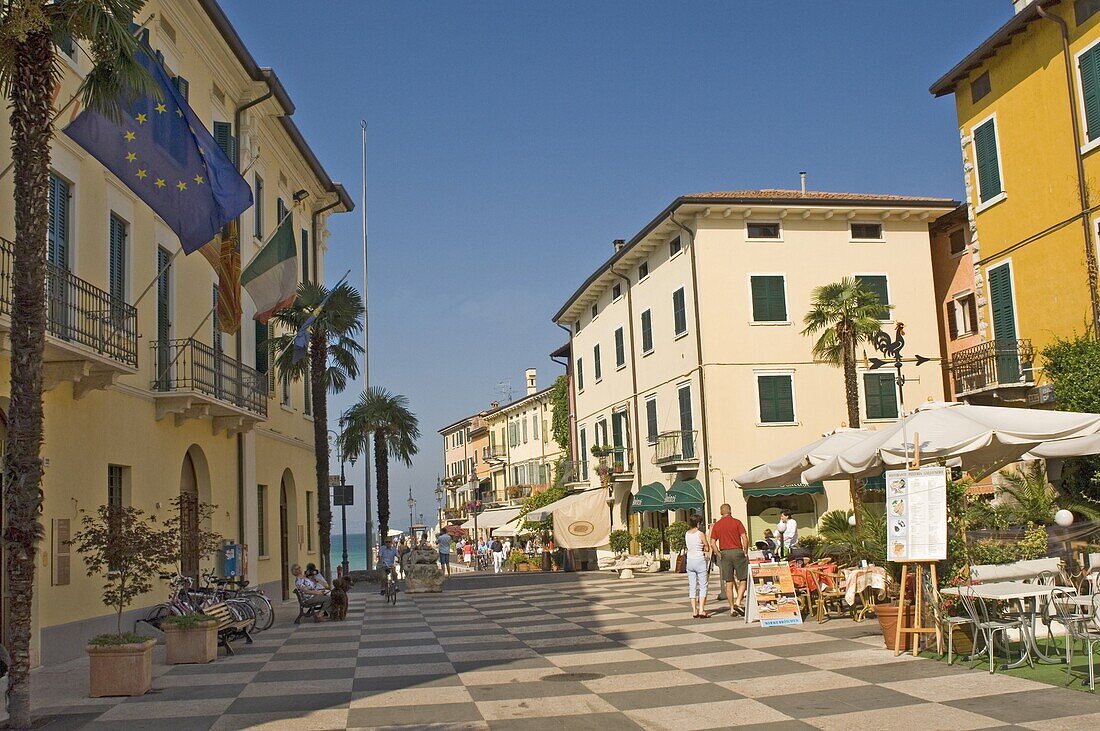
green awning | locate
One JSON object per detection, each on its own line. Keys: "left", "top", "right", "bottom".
{"left": 630, "top": 482, "right": 668, "bottom": 513}
{"left": 663, "top": 478, "right": 705, "bottom": 511}
{"left": 861, "top": 474, "right": 886, "bottom": 491}
{"left": 741, "top": 482, "right": 824, "bottom": 498}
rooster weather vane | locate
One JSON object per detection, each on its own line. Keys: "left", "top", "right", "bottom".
{"left": 867, "top": 322, "right": 932, "bottom": 406}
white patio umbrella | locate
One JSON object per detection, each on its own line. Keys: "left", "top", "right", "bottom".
{"left": 733, "top": 428, "right": 874, "bottom": 489}
{"left": 801, "top": 401, "right": 1100, "bottom": 483}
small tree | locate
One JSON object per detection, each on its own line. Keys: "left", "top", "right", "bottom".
{"left": 666, "top": 521, "right": 689, "bottom": 553}
{"left": 608, "top": 529, "right": 631, "bottom": 555}
{"left": 159, "top": 496, "right": 224, "bottom": 575}
{"left": 69, "top": 506, "right": 171, "bottom": 639}
{"left": 637, "top": 527, "right": 663, "bottom": 556}
{"left": 550, "top": 375, "right": 571, "bottom": 453}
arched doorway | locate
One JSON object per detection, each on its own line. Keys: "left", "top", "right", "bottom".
{"left": 180, "top": 452, "right": 199, "bottom": 579}
{"left": 279, "top": 469, "right": 297, "bottom": 600}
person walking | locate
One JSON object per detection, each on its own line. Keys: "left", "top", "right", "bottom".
{"left": 462, "top": 539, "right": 474, "bottom": 567}
{"left": 477, "top": 539, "right": 489, "bottom": 571}
{"left": 710, "top": 504, "right": 749, "bottom": 617}
{"left": 437, "top": 529, "right": 453, "bottom": 576}
{"left": 776, "top": 510, "right": 798, "bottom": 558}
{"left": 684, "top": 516, "right": 713, "bottom": 619}
{"left": 490, "top": 536, "right": 504, "bottom": 573}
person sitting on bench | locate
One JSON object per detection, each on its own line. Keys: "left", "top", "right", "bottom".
{"left": 292, "top": 563, "right": 331, "bottom": 614}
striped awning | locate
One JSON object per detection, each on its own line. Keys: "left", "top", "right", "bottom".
{"left": 630, "top": 482, "right": 668, "bottom": 513}
{"left": 741, "top": 482, "right": 824, "bottom": 498}
{"left": 663, "top": 478, "right": 705, "bottom": 511}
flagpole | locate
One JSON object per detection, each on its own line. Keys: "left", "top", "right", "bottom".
{"left": 361, "top": 119, "right": 373, "bottom": 567}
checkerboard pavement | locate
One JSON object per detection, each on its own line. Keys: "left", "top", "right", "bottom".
{"left": 29, "top": 572, "right": 1100, "bottom": 729}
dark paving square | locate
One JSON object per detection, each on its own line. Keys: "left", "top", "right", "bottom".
{"left": 486, "top": 712, "right": 642, "bottom": 731}
{"left": 162, "top": 661, "right": 267, "bottom": 675}
{"left": 837, "top": 659, "right": 968, "bottom": 683}
{"left": 226, "top": 691, "right": 353, "bottom": 714}
{"left": 125, "top": 683, "right": 246, "bottom": 703}
{"left": 347, "top": 703, "right": 483, "bottom": 727}
{"left": 83, "top": 718, "right": 219, "bottom": 731}
{"left": 943, "top": 689, "right": 1097, "bottom": 724}
{"left": 640, "top": 640, "right": 737, "bottom": 658}
{"left": 688, "top": 659, "right": 813, "bottom": 683}
{"left": 561, "top": 659, "right": 676, "bottom": 676}
{"left": 465, "top": 679, "right": 592, "bottom": 701}
{"left": 762, "top": 638, "right": 866, "bottom": 658}
{"left": 30, "top": 713, "right": 107, "bottom": 731}
{"left": 253, "top": 665, "right": 356, "bottom": 682}
{"left": 352, "top": 674, "right": 463, "bottom": 694}
{"left": 601, "top": 681, "right": 741, "bottom": 711}
{"left": 360, "top": 651, "right": 452, "bottom": 666}
{"left": 359, "top": 636, "right": 441, "bottom": 648}
{"left": 755, "top": 684, "right": 925, "bottom": 718}
{"left": 451, "top": 656, "right": 553, "bottom": 673}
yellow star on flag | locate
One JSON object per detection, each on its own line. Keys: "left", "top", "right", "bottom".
{"left": 176, "top": 181, "right": 187, "bottom": 191}
{"left": 176, "top": 109, "right": 184, "bottom": 117}
{"left": 135, "top": 113, "right": 148, "bottom": 124}
{"left": 193, "top": 175, "right": 205, "bottom": 185}
{"left": 125, "top": 152, "right": 137, "bottom": 162}
{"left": 124, "top": 131, "right": 136, "bottom": 142}
{"left": 155, "top": 103, "right": 167, "bottom": 114}
{"left": 136, "top": 169, "right": 148, "bottom": 179}
{"left": 155, "top": 178, "right": 166, "bottom": 188}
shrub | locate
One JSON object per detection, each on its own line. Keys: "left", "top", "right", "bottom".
{"left": 796, "top": 533, "right": 823, "bottom": 558}
{"left": 666, "top": 521, "right": 688, "bottom": 553}
{"left": 162, "top": 613, "right": 217, "bottom": 630}
{"left": 637, "top": 527, "right": 663, "bottom": 555}
{"left": 969, "top": 539, "right": 1017, "bottom": 566}
{"left": 609, "top": 529, "right": 632, "bottom": 554}
{"left": 508, "top": 549, "right": 526, "bottom": 566}
{"left": 1015, "top": 522, "right": 1049, "bottom": 560}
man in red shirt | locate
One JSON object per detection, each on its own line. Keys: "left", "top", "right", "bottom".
{"left": 710, "top": 503, "right": 749, "bottom": 616}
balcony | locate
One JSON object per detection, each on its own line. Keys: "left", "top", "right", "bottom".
{"left": 557, "top": 460, "right": 590, "bottom": 488}
{"left": 150, "top": 338, "right": 267, "bottom": 435}
{"left": 655, "top": 430, "right": 699, "bottom": 472}
{"left": 0, "top": 237, "right": 138, "bottom": 397}
{"left": 949, "top": 339, "right": 1035, "bottom": 403}
{"left": 482, "top": 444, "right": 507, "bottom": 464}
{"left": 598, "top": 447, "right": 634, "bottom": 483}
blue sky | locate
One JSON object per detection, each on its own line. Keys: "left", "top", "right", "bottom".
{"left": 222, "top": 1, "right": 1009, "bottom": 530}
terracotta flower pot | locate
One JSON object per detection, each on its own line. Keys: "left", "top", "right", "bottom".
{"left": 86, "top": 638, "right": 156, "bottom": 697}
{"left": 874, "top": 604, "right": 914, "bottom": 651}
{"left": 164, "top": 621, "right": 218, "bottom": 664}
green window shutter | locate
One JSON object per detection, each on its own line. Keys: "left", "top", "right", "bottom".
{"left": 864, "top": 373, "right": 898, "bottom": 420}
{"left": 673, "top": 288, "right": 687, "bottom": 334}
{"left": 856, "top": 275, "right": 890, "bottom": 319}
{"left": 576, "top": 358, "right": 584, "bottom": 390}
{"left": 108, "top": 215, "right": 126, "bottom": 302}
{"left": 1081, "top": 46, "right": 1100, "bottom": 142}
{"left": 593, "top": 344, "right": 602, "bottom": 380}
{"left": 171, "top": 75, "right": 189, "bottom": 101}
{"left": 212, "top": 121, "right": 235, "bottom": 162}
{"left": 48, "top": 173, "right": 69, "bottom": 267}
{"left": 641, "top": 310, "right": 653, "bottom": 352}
{"left": 758, "top": 375, "right": 794, "bottom": 423}
{"left": 973, "top": 119, "right": 1002, "bottom": 202}
{"left": 254, "top": 321, "right": 268, "bottom": 374}
{"left": 751, "top": 275, "right": 787, "bottom": 321}
{"left": 254, "top": 175, "right": 264, "bottom": 239}
{"left": 646, "top": 399, "right": 658, "bottom": 442}
{"left": 156, "top": 247, "right": 171, "bottom": 343}
{"left": 947, "top": 300, "right": 959, "bottom": 339}
{"left": 614, "top": 328, "right": 625, "bottom": 367}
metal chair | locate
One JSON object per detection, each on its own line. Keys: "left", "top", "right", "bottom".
{"left": 959, "top": 586, "right": 1032, "bottom": 674}
{"left": 1051, "top": 588, "right": 1100, "bottom": 691}
{"left": 925, "top": 572, "right": 976, "bottom": 665}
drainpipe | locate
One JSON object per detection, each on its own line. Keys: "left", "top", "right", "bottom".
{"left": 1037, "top": 4, "right": 1100, "bottom": 336}
{"left": 555, "top": 321, "right": 577, "bottom": 463}
{"left": 610, "top": 265, "right": 643, "bottom": 531}
{"left": 669, "top": 212, "right": 713, "bottom": 524}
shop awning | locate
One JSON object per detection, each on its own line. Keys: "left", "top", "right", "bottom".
{"left": 663, "top": 478, "right": 705, "bottom": 511}
{"left": 526, "top": 488, "right": 600, "bottom": 522}
{"left": 741, "top": 482, "right": 824, "bottom": 498}
{"left": 460, "top": 507, "right": 521, "bottom": 531}
{"left": 630, "top": 482, "right": 668, "bottom": 513}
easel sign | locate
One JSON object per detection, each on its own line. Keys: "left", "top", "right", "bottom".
{"left": 743, "top": 562, "right": 803, "bottom": 628}
{"left": 887, "top": 439, "right": 946, "bottom": 656}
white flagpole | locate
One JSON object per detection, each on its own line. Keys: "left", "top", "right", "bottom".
{"left": 361, "top": 119, "right": 373, "bottom": 567}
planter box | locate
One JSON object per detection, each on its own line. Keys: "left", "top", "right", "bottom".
{"left": 86, "top": 638, "right": 156, "bottom": 697}
{"left": 164, "top": 621, "right": 218, "bottom": 664}
{"left": 875, "top": 604, "right": 914, "bottom": 652}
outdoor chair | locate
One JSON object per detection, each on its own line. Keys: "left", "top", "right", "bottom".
{"left": 807, "top": 566, "right": 848, "bottom": 623}
{"left": 959, "top": 586, "right": 1033, "bottom": 674}
{"left": 1051, "top": 588, "right": 1100, "bottom": 691}
{"left": 923, "top": 570, "right": 976, "bottom": 664}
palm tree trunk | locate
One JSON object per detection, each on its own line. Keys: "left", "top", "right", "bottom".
{"left": 841, "top": 332, "right": 863, "bottom": 529}
{"left": 309, "top": 331, "right": 332, "bottom": 579}
{"left": 374, "top": 428, "right": 389, "bottom": 540}
{"left": 4, "top": 26, "right": 54, "bottom": 730}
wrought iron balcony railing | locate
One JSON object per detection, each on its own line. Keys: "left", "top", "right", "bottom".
{"left": 483, "top": 444, "right": 507, "bottom": 461}
{"left": 151, "top": 338, "right": 267, "bottom": 417}
{"left": 655, "top": 430, "right": 698, "bottom": 465}
{"left": 598, "top": 446, "right": 634, "bottom": 473}
{"left": 949, "top": 339, "right": 1034, "bottom": 396}
{"left": 557, "top": 459, "right": 590, "bottom": 484}
{"left": 0, "top": 237, "right": 137, "bottom": 368}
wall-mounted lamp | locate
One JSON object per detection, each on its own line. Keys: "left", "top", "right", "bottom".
{"left": 293, "top": 189, "right": 310, "bottom": 203}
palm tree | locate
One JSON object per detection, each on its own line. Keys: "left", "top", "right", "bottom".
{"left": 998, "top": 460, "right": 1100, "bottom": 524}
{"left": 341, "top": 387, "right": 420, "bottom": 544}
{"left": 802, "top": 278, "right": 889, "bottom": 527}
{"left": 0, "top": 5, "right": 153, "bottom": 725}
{"left": 270, "top": 281, "right": 363, "bottom": 578}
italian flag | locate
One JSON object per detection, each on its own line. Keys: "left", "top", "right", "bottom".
{"left": 243, "top": 213, "right": 297, "bottom": 323}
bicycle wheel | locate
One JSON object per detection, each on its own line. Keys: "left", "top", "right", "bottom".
{"left": 246, "top": 593, "right": 275, "bottom": 631}
{"left": 143, "top": 603, "right": 179, "bottom": 631}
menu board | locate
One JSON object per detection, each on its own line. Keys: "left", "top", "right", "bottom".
{"left": 744, "top": 562, "right": 803, "bottom": 627}
{"left": 885, "top": 466, "right": 948, "bottom": 562}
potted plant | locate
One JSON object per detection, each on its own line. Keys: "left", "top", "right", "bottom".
{"left": 69, "top": 505, "right": 171, "bottom": 697}
{"left": 609, "top": 529, "right": 631, "bottom": 557}
{"left": 637, "top": 527, "right": 662, "bottom": 558}
{"left": 162, "top": 613, "right": 219, "bottom": 664}
{"left": 666, "top": 521, "right": 688, "bottom": 573}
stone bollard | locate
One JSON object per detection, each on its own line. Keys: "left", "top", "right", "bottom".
{"left": 404, "top": 548, "right": 445, "bottom": 593}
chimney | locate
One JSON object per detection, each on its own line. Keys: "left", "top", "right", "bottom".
{"left": 525, "top": 368, "right": 537, "bottom": 395}
{"left": 799, "top": 171, "right": 807, "bottom": 196}
{"left": 490, "top": 400, "right": 499, "bottom": 409}
{"left": 1012, "top": 0, "right": 1034, "bottom": 13}
{"left": 613, "top": 239, "right": 625, "bottom": 252}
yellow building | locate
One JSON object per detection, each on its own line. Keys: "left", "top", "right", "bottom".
{"left": 931, "top": 0, "right": 1100, "bottom": 404}
{"left": 0, "top": 0, "right": 352, "bottom": 665}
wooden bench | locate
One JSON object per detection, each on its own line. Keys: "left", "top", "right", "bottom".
{"left": 293, "top": 588, "right": 324, "bottom": 624}
{"left": 202, "top": 602, "right": 253, "bottom": 656}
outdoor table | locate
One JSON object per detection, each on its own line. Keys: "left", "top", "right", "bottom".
{"left": 941, "top": 581, "right": 1064, "bottom": 668}
{"left": 842, "top": 566, "right": 889, "bottom": 621}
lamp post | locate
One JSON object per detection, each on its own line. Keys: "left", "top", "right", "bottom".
{"left": 407, "top": 486, "right": 416, "bottom": 540}
{"left": 434, "top": 480, "right": 445, "bottom": 532}
{"left": 329, "top": 422, "right": 353, "bottom": 577}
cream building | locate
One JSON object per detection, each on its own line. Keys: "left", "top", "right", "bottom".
{"left": 553, "top": 190, "right": 955, "bottom": 541}
{"left": 0, "top": 0, "right": 352, "bottom": 664}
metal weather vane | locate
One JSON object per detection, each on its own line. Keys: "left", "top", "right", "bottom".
{"left": 866, "top": 322, "right": 933, "bottom": 406}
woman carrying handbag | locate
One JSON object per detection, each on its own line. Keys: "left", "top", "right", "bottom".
{"left": 684, "top": 516, "right": 714, "bottom": 618}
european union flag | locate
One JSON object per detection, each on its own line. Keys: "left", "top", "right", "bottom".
{"left": 63, "top": 45, "right": 252, "bottom": 253}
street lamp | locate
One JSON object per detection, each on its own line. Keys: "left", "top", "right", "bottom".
{"left": 407, "top": 486, "right": 416, "bottom": 540}
{"left": 329, "top": 420, "right": 353, "bottom": 578}
{"left": 434, "top": 479, "right": 445, "bottom": 532}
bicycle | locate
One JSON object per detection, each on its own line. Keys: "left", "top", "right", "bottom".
{"left": 143, "top": 574, "right": 205, "bottom": 630}
{"left": 381, "top": 566, "right": 398, "bottom": 605}
{"left": 201, "top": 573, "right": 275, "bottom": 632}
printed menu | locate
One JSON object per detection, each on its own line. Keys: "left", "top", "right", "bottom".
{"left": 885, "top": 466, "right": 947, "bottom": 562}
{"left": 745, "top": 562, "right": 803, "bottom": 627}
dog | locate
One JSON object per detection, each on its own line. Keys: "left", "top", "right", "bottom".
{"left": 329, "top": 576, "right": 353, "bottom": 621}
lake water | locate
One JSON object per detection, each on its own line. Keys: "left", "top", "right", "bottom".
{"left": 328, "top": 532, "right": 370, "bottom": 572}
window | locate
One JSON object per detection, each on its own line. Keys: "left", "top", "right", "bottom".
{"left": 579, "top": 427, "right": 588, "bottom": 479}
{"left": 948, "top": 293, "right": 978, "bottom": 339}
{"left": 573, "top": 321, "right": 579, "bottom": 334}
{"left": 277, "top": 197, "right": 288, "bottom": 225}
{"left": 257, "top": 485, "right": 267, "bottom": 556}
{"left": 669, "top": 236, "right": 682, "bottom": 257}
{"left": 255, "top": 321, "right": 268, "bottom": 374}
{"left": 48, "top": 172, "right": 70, "bottom": 267}
{"left": 645, "top": 397, "right": 658, "bottom": 444}
{"left": 747, "top": 222, "right": 781, "bottom": 239}
{"left": 970, "top": 71, "right": 991, "bottom": 104}
{"left": 750, "top": 275, "right": 787, "bottom": 322}
{"left": 591, "top": 303, "right": 598, "bottom": 320}
{"left": 593, "top": 344, "right": 602, "bottom": 381}
{"left": 171, "top": 75, "right": 189, "bottom": 100}
{"left": 597, "top": 419, "right": 608, "bottom": 447}
{"left": 850, "top": 223, "right": 883, "bottom": 241}
{"left": 864, "top": 373, "right": 899, "bottom": 420}
{"left": 1080, "top": 42, "right": 1100, "bottom": 143}
{"left": 948, "top": 228, "right": 966, "bottom": 255}
{"left": 640, "top": 309, "right": 653, "bottom": 353}
{"left": 612, "top": 283, "right": 622, "bottom": 301}
{"left": 638, "top": 261, "right": 649, "bottom": 280}
{"left": 614, "top": 327, "right": 626, "bottom": 368}
{"left": 1077, "top": 0, "right": 1100, "bottom": 26}
{"left": 254, "top": 174, "right": 264, "bottom": 239}
{"left": 673, "top": 287, "right": 688, "bottom": 336}
{"left": 281, "top": 374, "right": 291, "bottom": 406}
{"left": 532, "top": 414, "right": 539, "bottom": 440}
{"left": 677, "top": 384, "right": 695, "bottom": 458}
{"left": 973, "top": 118, "right": 1003, "bottom": 203}
{"left": 108, "top": 465, "right": 125, "bottom": 511}
{"left": 212, "top": 121, "right": 235, "bottom": 162}
{"left": 306, "top": 492, "right": 314, "bottom": 551}
{"left": 855, "top": 275, "right": 891, "bottom": 320}
{"left": 57, "top": 34, "right": 76, "bottom": 59}
{"left": 576, "top": 357, "right": 584, "bottom": 391}
{"left": 757, "top": 375, "right": 795, "bottom": 424}
{"left": 522, "top": 418, "right": 528, "bottom": 444}
{"left": 301, "top": 229, "right": 310, "bottom": 284}
{"left": 108, "top": 214, "right": 127, "bottom": 303}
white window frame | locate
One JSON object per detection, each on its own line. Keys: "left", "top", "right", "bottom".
{"left": 1075, "top": 35, "right": 1100, "bottom": 155}
{"left": 747, "top": 272, "right": 791, "bottom": 326}
{"left": 859, "top": 368, "right": 902, "bottom": 423}
{"left": 849, "top": 221, "right": 885, "bottom": 243}
{"left": 745, "top": 220, "right": 783, "bottom": 242}
{"left": 971, "top": 112, "right": 1007, "bottom": 212}
{"left": 611, "top": 282, "right": 623, "bottom": 302}
{"left": 669, "top": 235, "right": 683, "bottom": 260}
{"left": 853, "top": 272, "right": 894, "bottom": 323}
{"left": 638, "top": 259, "right": 650, "bottom": 283}
{"left": 591, "top": 302, "right": 599, "bottom": 322}
{"left": 951, "top": 290, "right": 977, "bottom": 338}
{"left": 753, "top": 369, "right": 798, "bottom": 427}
